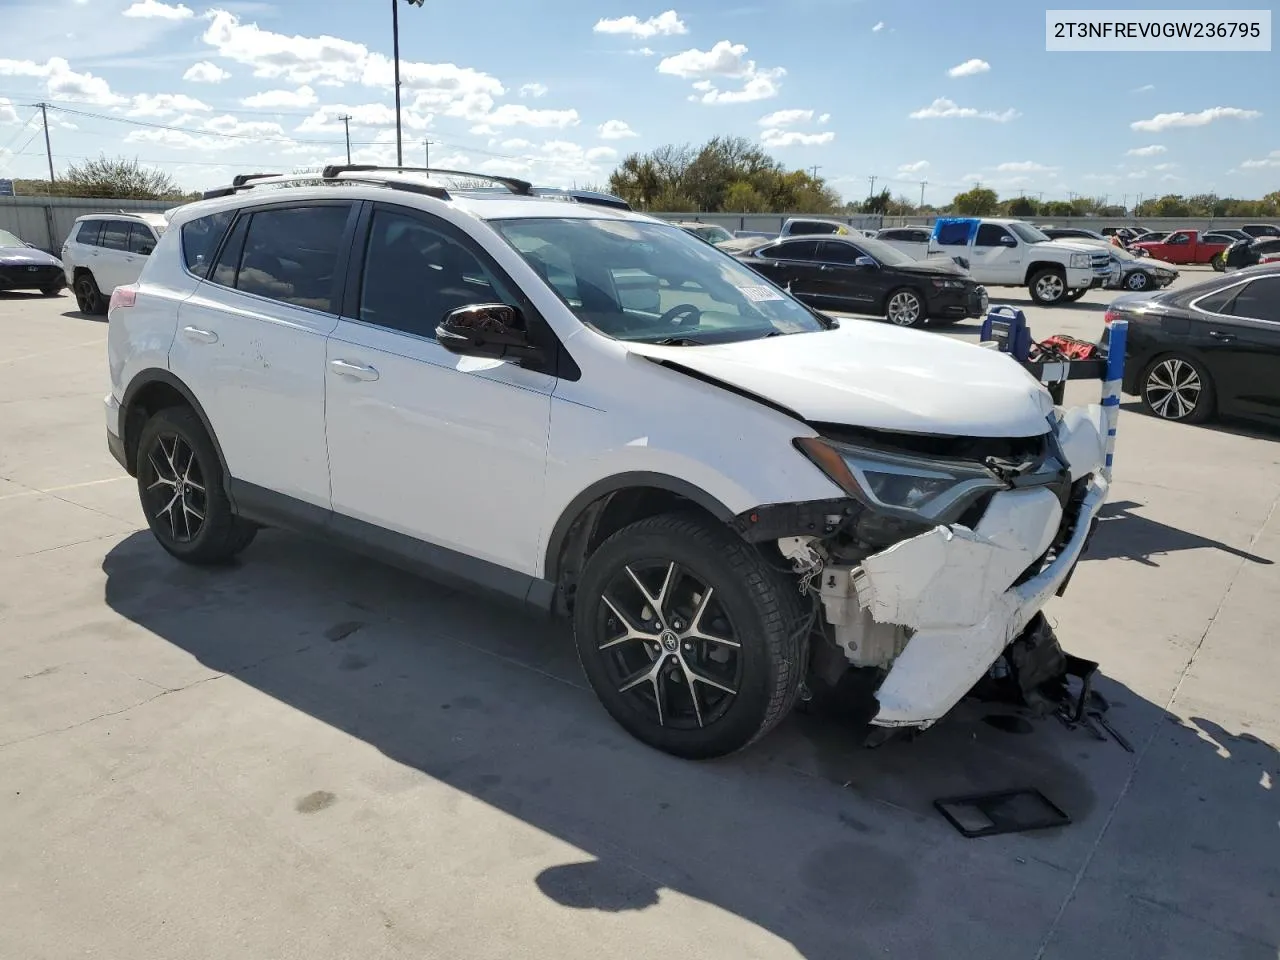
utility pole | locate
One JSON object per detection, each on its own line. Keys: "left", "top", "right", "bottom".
{"left": 37, "top": 102, "right": 54, "bottom": 186}
{"left": 338, "top": 114, "right": 352, "bottom": 164}
{"left": 392, "top": 0, "right": 404, "bottom": 167}
{"left": 424, "top": 139, "right": 431, "bottom": 167}
{"left": 809, "top": 165, "right": 820, "bottom": 180}
{"left": 918, "top": 180, "right": 927, "bottom": 209}
{"left": 867, "top": 175, "right": 877, "bottom": 198}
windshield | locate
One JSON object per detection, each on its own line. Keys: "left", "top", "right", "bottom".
{"left": 1008, "top": 222, "right": 1050, "bottom": 244}
{"left": 491, "top": 217, "right": 828, "bottom": 343}
{"left": 853, "top": 237, "right": 915, "bottom": 267}
{"left": 694, "top": 224, "right": 733, "bottom": 243}
{"left": 0, "top": 229, "right": 26, "bottom": 247}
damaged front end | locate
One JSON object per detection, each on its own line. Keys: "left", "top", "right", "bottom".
{"left": 736, "top": 408, "right": 1109, "bottom": 730}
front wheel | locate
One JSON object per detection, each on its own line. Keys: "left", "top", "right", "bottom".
{"left": 885, "top": 288, "right": 927, "bottom": 327}
{"left": 1210, "top": 253, "right": 1226, "bottom": 272}
{"left": 1029, "top": 268, "right": 1067, "bottom": 305}
{"left": 1140, "top": 354, "right": 1215, "bottom": 424}
{"left": 136, "top": 407, "right": 258, "bottom": 565}
{"left": 1063, "top": 288, "right": 1088, "bottom": 302}
{"left": 1125, "top": 271, "right": 1151, "bottom": 291}
{"left": 74, "top": 272, "right": 106, "bottom": 315}
{"left": 573, "top": 513, "right": 806, "bottom": 759}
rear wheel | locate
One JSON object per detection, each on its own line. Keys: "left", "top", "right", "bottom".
{"left": 1140, "top": 354, "right": 1215, "bottom": 424}
{"left": 74, "top": 272, "right": 106, "bottom": 315}
{"left": 136, "top": 407, "right": 258, "bottom": 565}
{"left": 1029, "top": 268, "right": 1067, "bottom": 305}
{"left": 885, "top": 288, "right": 926, "bottom": 327}
{"left": 573, "top": 513, "right": 806, "bottom": 759}
{"left": 1211, "top": 252, "right": 1226, "bottom": 272}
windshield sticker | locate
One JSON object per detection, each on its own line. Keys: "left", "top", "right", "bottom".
{"left": 738, "top": 284, "right": 785, "bottom": 302}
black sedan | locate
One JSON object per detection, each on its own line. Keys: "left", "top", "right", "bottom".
{"left": 732, "top": 235, "right": 987, "bottom": 328}
{"left": 1103, "top": 263, "right": 1280, "bottom": 425}
{"left": 1223, "top": 237, "right": 1280, "bottom": 271}
{"left": 0, "top": 228, "right": 65, "bottom": 296}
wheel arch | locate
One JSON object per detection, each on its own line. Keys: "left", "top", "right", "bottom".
{"left": 120, "top": 370, "right": 231, "bottom": 492}
{"left": 1023, "top": 260, "right": 1065, "bottom": 284}
{"left": 542, "top": 472, "right": 737, "bottom": 612}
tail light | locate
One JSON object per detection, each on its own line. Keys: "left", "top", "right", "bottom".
{"left": 1103, "top": 309, "right": 1117, "bottom": 325}
{"left": 109, "top": 285, "right": 137, "bottom": 313}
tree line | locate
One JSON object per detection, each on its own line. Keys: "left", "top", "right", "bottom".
{"left": 8, "top": 156, "right": 198, "bottom": 201}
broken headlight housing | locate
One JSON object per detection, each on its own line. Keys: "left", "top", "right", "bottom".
{"left": 794, "top": 436, "right": 1007, "bottom": 524}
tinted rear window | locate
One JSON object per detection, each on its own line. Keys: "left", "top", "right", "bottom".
{"left": 181, "top": 210, "right": 234, "bottom": 276}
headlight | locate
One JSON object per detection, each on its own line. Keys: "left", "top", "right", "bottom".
{"left": 794, "top": 437, "right": 1007, "bottom": 523}
{"left": 931, "top": 278, "right": 965, "bottom": 289}
{"left": 1070, "top": 253, "right": 1091, "bottom": 269}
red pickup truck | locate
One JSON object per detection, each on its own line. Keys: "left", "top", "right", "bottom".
{"left": 1130, "top": 229, "right": 1230, "bottom": 265}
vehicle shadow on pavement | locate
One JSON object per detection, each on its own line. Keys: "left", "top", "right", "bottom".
{"left": 1119, "top": 401, "right": 1280, "bottom": 443}
{"left": 99, "top": 530, "right": 1280, "bottom": 958}
{"left": 1090, "top": 499, "right": 1273, "bottom": 567}
{"left": 60, "top": 309, "right": 106, "bottom": 323}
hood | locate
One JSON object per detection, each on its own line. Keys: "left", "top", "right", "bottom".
{"left": 1039, "top": 238, "right": 1105, "bottom": 255}
{"left": 626, "top": 322, "right": 1056, "bottom": 438}
{"left": 0, "top": 245, "right": 61, "bottom": 266}
{"left": 1132, "top": 257, "right": 1177, "bottom": 273}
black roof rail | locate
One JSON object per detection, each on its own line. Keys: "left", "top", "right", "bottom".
{"left": 232, "top": 172, "right": 283, "bottom": 187}
{"left": 320, "top": 164, "right": 533, "bottom": 196}
{"left": 531, "top": 187, "right": 632, "bottom": 211}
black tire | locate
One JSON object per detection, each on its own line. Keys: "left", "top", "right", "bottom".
{"left": 1029, "top": 268, "right": 1068, "bottom": 305}
{"left": 573, "top": 512, "right": 806, "bottom": 759}
{"left": 40, "top": 285, "right": 62, "bottom": 297}
{"left": 1125, "top": 271, "right": 1151, "bottom": 291}
{"left": 74, "top": 271, "right": 107, "bottom": 315}
{"left": 1211, "top": 253, "right": 1226, "bottom": 272}
{"left": 1062, "top": 288, "right": 1088, "bottom": 302}
{"left": 885, "top": 287, "right": 927, "bottom": 327}
{"left": 135, "top": 407, "right": 257, "bottom": 565}
{"left": 1139, "top": 353, "right": 1215, "bottom": 425}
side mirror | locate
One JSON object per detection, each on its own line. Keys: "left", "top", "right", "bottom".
{"left": 436, "top": 303, "right": 541, "bottom": 363}
{"left": 999, "top": 235, "right": 1017, "bottom": 247}
{"left": 854, "top": 255, "right": 877, "bottom": 268}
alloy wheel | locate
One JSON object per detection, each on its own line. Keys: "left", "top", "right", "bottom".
{"left": 1144, "top": 358, "right": 1202, "bottom": 420}
{"left": 1126, "top": 271, "right": 1150, "bottom": 291}
{"left": 887, "top": 291, "right": 922, "bottom": 326}
{"left": 74, "top": 277, "right": 95, "bottom": 313}
{"left": 1035, "top": 274, "right": 1065, "bottom": 302}
{"left": 142, "top": 433, "right": 208, "bottom": 543}
{"left": 595, "top": 559, "right": 742, "bottom": 730}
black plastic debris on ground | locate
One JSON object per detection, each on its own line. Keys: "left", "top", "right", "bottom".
{"left": 934, "top": 788, "right": 1071, "bottom": 838}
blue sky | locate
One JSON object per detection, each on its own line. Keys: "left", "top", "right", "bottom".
{"left": 0, "top": 0, "right": 1275, "bottom": 204}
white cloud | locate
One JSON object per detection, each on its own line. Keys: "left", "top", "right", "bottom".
{"left": 1152, "top": 162, "right": 1176, "bottom": 171}
{"left": 1240, "top": 149, "right": 1280, "bottom": 170}
{"left": 519, "top": 82, "right": 547, "bottom": 98}
{"left": 183, "top": 61, "right": 230, "bottom": 83}
{"left": 587, "top": 146, "right": 618, "bottom": 162}
{"left": 128, "top": 93, "right": 211, "bottom": 117}
{"left": 598, "top": 119, "right": 638, "bottom": 139}
{"left": 0, "top": 98, "right": 18, "bottom": 124}
{"left": 660, "top": 41, "right": 785, "bottom": 104}
{"left": 202, "top": 10, "right": 370, "bottom": 85}
{"left": 629, "top": 47, "right": 656, "bottom": 56}
{"left": 473, "top": 138, "right": 620, "bottom": 187}
{"left": 0, "top": 57, "right": 124, "bottom": 105}
{"left": 947, "top": 58, "right": 990, "bottom": 78}
{"left": 470, "top": 123, "right": 497, "bottom": 135}
{"left": 1126, "top": 144, "right": 1166, "bottom": 157}
{"left": 872, "top": 21, "right": 885, "bottom": 32}
{"left": 202, "top": 114, "right": 288, "bottom": 138}
{"left": 482, "top": 103, "right": 579, "bottom": 128}
{"left": 122, "top": 0, "right": 193, "bottom": 19}
{"left": 501, "top": 138, "right": 533, "bottom": 150}
{"left": 897, "top": 160, "right": 929, "bottom": 174}
{"left": 295, "top": 102, "right": 431, "bottom": 134}
{"left": 242, "top": 86, "right": 318, "bottom": 109}
{"left": 1130, "top": 106, "right": 1260, "bottom": 132}
{"left": 761, "top": 129, "right": 835, "bottom": 147}
{"left": 759, "top": 108, "right": 813, "bottom": 128}
{"left": 908, "top": 97, "right": 1018, "bottom": 122}
{"left": 593, "top": 11, "right": 687, "bottom": 39}
{"left": 1132, "top": 84, "right": 1155, "bottom": 93}
{"left": 818, "top": 112, "right": 830, "bottom": 124}
{"left": 995, "top": 160, "right": 1055, "bottom": 173}
{"left": 124, "top": 128, "right": 242, "bottom": 152}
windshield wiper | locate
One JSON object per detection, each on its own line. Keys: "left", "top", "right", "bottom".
{"left": 646, "top": 335, "right": 708, "bottom": 346}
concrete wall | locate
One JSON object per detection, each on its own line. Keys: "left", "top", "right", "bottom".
{"left": 0, "top": 196, "right": 176, "bottom": 253}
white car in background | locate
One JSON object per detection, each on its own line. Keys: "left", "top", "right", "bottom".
{"left": 875, "top": 226, "right": 934, "bottom": 259}
{"left": 62, "top": 212, "right": 169, "bottom": 315}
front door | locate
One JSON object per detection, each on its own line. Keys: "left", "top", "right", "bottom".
{"left": 1197, "top": 275, "right": 1280, "bottom": 422}
{"left": 169, "top": 200, "right": 356, "bottom": 508}
{"left": 323, "top": 202, "right": 553, "bottom": 584}
{"left": 968, "top": 223, "right": 1022, "bottom": 284}
{"left": 746, "top": 240, "right": 824, "bottom": 300}
{"left": 812, "top": 239, "right": 885, "bottom": 310}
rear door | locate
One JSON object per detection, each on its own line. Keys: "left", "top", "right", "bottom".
{"left": 743, "top": 240, "right": 823, "bottom": 298}
{"left": 1196, "top": 275, "right": 1280, "bottom": 421}
{"left": 95, "top": 219, "right": 136, "bottom": 293}
{"left": 170, "top": 200, "right": 357, "bottom": 508}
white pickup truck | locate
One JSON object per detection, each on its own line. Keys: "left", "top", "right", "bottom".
{"left": 881, "top": 218, "right": 1117, "bottom": 306}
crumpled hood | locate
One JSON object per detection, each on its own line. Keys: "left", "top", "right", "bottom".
{"left": 626, "top": 322, "right": 1056, "bottom": 438}
{"left": 0, "top": 245, "right": 62, "bottom": 266}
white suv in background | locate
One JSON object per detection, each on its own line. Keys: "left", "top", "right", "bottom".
{"left": 62, "top": 211, "right": 168, "bottom": 314}
{"left": 105, "top": 166, "right": 1112, "bottom": 759}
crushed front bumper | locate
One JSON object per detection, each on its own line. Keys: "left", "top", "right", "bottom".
{"left": 831, "top": 408, "right": 1110, "bottom": 729}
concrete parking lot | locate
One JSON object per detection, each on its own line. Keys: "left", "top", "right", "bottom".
{"left": 1, "top": 271, "right": 1276, "bottom": 960}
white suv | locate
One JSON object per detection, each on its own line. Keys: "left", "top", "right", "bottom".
{"left": 105, "top": 166, "right": 1112, "bottom": 759}
{"left": 62, "top": 212, "right": 169, "bottom": 314}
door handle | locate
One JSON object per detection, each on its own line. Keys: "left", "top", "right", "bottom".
{"left": 182, "top": 326, "right": 218, "bottom": 344}
{"left": 1209, "top": 330, "right": 1236, "bottom": 343}
{"left": 329, "top": 359, "right": 379, "bottom": 381}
